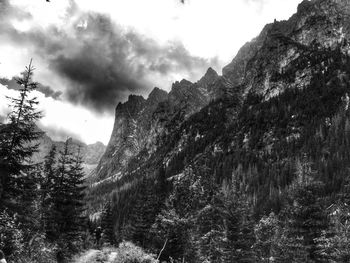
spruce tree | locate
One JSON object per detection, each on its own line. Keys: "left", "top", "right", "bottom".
{"left": 41, "top": 145, "right": 57, "bottom": 233}
{"left": 253, "top": 212, "right": 279, "bottom": 262}
{"left": 123, "top": 178, "right": 158, "bottom": 248}
{"left": 220, "top": 189, "right": 255, "bottom": 263}
{"left": 47, "top": 139, "right": 72, "bottom": 242}
{"left": 281, "top": 181, "right": 329, "bottom": 262}
{"left": 65, "top": 146, "right": 86, "bottom": 248}
{"left": 47, "top": 140, "right": 87, "bottom": 257}
{"left": 101, "top": 200, "right": 115, "bottom": 246}
{"left": 196, "top": 196, "right": 225, "bottom": 262}
{"left": 151, "top": 204, "right": 193, "bottom": 262}
{"left": 0, "top": 60, "right": 43, "bottom": 230}
{"left": 315, "top": 178, "right": 350, "bottom": 262}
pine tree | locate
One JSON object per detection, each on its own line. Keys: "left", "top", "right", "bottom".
{"left": 273, "top": 226, "right": 309, "bottom": 263}
{"left": 0, "top": 60, "right": 43, "bottom": 233}
{"left": 101, "top": 200, "right": 115, "bottom": 246}
{"left": 41, "top": 145, "right": 57, "bottom": 233}
{"left": 123, "top": 178, "right": 159, "bottom": 248}
{"left": 46, "top": 140, "right": 72, "bottom": 242}
{"left": 196, "top": 197, "right": 225, "bottom": 263}
{"left": 315, "top": 179, "right": 350, "bottom": 262}
{"left": 46, "top": 140, "right": 87, "bottom": 258}
{"left": 281, "top": 181, "right": 329, "bottom": 262}
{"left": 151, "top": 204, "right": 193, "bottom": 262}
{"left": 220, "top": 189, "right": 255, "bottom": 263}
{"left": 253, "top": 212, "right": 279, "bottom": 262}
{"left": 65, "top": 146, "right": 87, "bottom": 249}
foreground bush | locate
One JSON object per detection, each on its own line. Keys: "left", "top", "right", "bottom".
{"left": 114, "top": 242, "right": 158, "bottom": 263}
{"left": 73, "top": 241, "right": 158, "bottom": 263}
{"left": 0, "top": 210, "right": 23, "bottom": 258}
{"left": 9, "top": 234, "right": 56, "bottom": 263}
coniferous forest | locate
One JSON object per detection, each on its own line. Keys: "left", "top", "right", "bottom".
{"left": 2, "top": 0, "right": 350, "bottom": 262}
{"left": 0, "top": 62, "right": 88, "bottom": 262}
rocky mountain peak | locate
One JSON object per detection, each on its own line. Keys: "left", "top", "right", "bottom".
{"left": 125, "top": 95, "right": 146, "bottom": 107}
{"left": 197, "top": 67, "right": 219, "bottom": 89}
{"left": 204, "top": 67, "right": 219, "bottom": 79}
{"left": 115, "top": 94, "right": 146, "bottom": 118}
{"left": 171, "top": 79, "right": 193, "bottom": 91}
{"left": 147, "top": 87, "right": 168, "bottom": 104}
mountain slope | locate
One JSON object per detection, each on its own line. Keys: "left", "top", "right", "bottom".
{"left": 90, "top": 0, "right": 350, "bottom": 195}
{"left": 86, "top": 0, "right": 350, "bottom": 260}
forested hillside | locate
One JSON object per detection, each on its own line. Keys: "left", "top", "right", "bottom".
{"left": 86, "top": 0, "right": 350, "bottom": 262}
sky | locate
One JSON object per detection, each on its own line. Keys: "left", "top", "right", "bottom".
{"left": 0, "top": 0, "right": 301, "bottom": 144}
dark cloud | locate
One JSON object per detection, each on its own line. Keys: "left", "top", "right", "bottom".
{"left": 0, "top": 3, "right": 220, "bottom": 113}
{"left": 0, "top": 77, "right": 62, "bottom": 99}
{"left": 49, "top": 14, "right": 219, "bottom": 112}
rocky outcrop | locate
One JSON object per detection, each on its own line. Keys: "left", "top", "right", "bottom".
{"left": 223, "top": 0, "right": 350, "bottom": 99}
{"left": 95, "top": 89, "right": 168, "bottom": 180}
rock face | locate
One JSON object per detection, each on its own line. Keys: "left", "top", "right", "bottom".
{"left": 223, "top": 0, "right": 350, "bottom": 99}
{"left": 89, "top": 0, "right": 350, "bottom": 207}
{"left": 95, "top": 90, "right": 168, "bottom": 180}
{"left": 95, "top": 68, "right": 222, "bottom": 180}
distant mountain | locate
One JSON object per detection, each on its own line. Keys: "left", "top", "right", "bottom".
{"left": 32, "top": 131, "right": 106, "bottom": 175}
{"left": 0, "top": 116, "right": 105, "bottom": 176}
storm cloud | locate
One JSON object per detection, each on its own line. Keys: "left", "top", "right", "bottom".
{"left": 49, "top": 14, "right": 219, "bottom": 112}
{"left": 0, "top": 77, "right": 62, "bottom": 99}
{"left": 0, "top": 1, "right": 219, "bottom": 113}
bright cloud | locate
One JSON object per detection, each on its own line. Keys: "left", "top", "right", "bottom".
{"left": 0, "top": 84, "right": 113, "bottom": 144}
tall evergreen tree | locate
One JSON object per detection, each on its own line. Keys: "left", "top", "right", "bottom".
{"left": 0, "top": 60, "right": 42, "bottom": 213}
{"left": 46, "top": 140, "right": 72, "bottom": 242}
{"left": 220, "top": 187, "right": 255, "bottom": 263}
{"left": 281, "top": 180, "right": 329, "bottom": 262}
{"left": 46, "top": 140, "right": 87, "bottom": 259}
{"left": 101, "top": 200, "right": 115, "bottom": 246}
{"left": 0, "top": 60, "right": 43, "bottom": 241}
{"left": 65, "top": 147, "right": 87, "bottom": 247}
{"left": 253, "top": 212, "right": 279, "bottom": 262}
{"left": 41, "top": 145, "right": 57, "bottom": 233}
{"left": 123, "top": 178, "right": 160, "bottom": 248}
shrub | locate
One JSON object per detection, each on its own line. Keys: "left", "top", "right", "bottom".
{"left": 14, "top": 234, "right": 56, "bottom": 263}
{"left": 113, "top": 241, "right": 158, "bottom": 263}
{"left": 73, "top": 241, "right": 158, "bottom": 263}
{"left": 0, "top": 210, "right": 23, "bottom": 258}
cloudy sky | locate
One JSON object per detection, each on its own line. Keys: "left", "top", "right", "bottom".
{"left": 0, "top": 0, "right": 301, "bottom": 144}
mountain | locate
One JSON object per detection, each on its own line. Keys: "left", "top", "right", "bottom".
{"left": 86, "top": 0, "right": 350, "bottom": 260}
{"left": 91, "top": 0, "right": 350, "bottom": 193}
{"left": 93, "top": 67, "right": 221, "bottom": 182}
{"left": 32, "top": 132, "right": 106, "bottom": 175}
